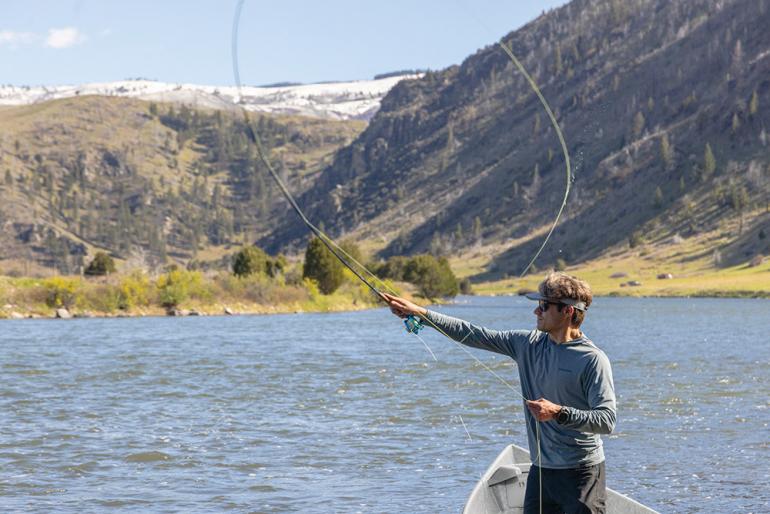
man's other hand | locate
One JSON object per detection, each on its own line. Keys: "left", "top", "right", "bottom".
{"left": 526, "top": 398, "right": 562, "bottom": 422}
{"left": 382, "top": 293, "right": 427, "bottom": 319}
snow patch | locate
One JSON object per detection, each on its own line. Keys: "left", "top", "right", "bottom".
{"left": 0, "top": 75, "right": 422, "bottom": 121}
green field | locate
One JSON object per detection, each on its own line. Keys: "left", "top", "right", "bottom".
{"left": 451, "top": 216, "right": 770, "bottom": 298}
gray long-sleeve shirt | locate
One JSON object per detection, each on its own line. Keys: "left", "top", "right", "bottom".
{"left": 424, "top": 310, "right": 616, "bottom": 469}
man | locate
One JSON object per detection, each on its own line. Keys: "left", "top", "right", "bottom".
{"left": 383, "top": 272, "right": 615, "bottom": 514}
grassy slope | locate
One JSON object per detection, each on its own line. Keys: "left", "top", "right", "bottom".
{"left": 452, "top": 210, "right": 770, "bottom": 298}
{"left": 0, "top": 96, "right": 367, "bottom": 274}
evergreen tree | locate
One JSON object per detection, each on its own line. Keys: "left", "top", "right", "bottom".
{"left": 653, "top": 186, "right": 663, "bottom": 208}
{"left": 232, "top": 246, "right": 268, "bottom": 277}
{"left": 704, "top": 143, "right": 716, "bottom": 178}
{"left": 473, "top": 216, "right": 482, "bottom": 243}
{"left": 454, "top": 223, "right": 463, "bottom": 242}
{"left": 403, "top": 254, "right": 459, "bottom": 298}
{"left": 303, "top": 237, "right": 344, "bottom": 294}
{"left": 749, "top": 90, "right": 759, "bottom": 116}
{"left": 85, "top": 251, "right": 116, "bottom": 276}
{"left": 632, "top": 111, "right": 645, "bottom": 138}
{"left": 660, "top": 134, "right": 673, "bottom": 169}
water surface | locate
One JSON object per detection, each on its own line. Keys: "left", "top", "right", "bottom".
{"left": 1, "top": 296, "right": 768, "bottom": 513}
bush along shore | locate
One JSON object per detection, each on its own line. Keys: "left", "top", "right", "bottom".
{"left": 0, "top": 270, "right": 382, "bottom": 319}
{"left": 0, "top": 240, "right": 464, "bottom": 319}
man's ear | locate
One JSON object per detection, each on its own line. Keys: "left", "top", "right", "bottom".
{"left": 564, "top": 305, "right": 574, "bottom": 318}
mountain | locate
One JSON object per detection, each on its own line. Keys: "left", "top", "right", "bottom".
{"left": 0, "top": 96, "right": 365, "bottom": 275}
{"left": 0, "top": 74, "right": 421, "bottom": 122}
{"left": 261, "top": 0, "right": 770, "bottom": 276}
{"left": 2, "top": 0, "right": 769, "bottom": 280}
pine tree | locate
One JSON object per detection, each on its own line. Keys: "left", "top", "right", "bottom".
{"left": 632, "top": 111, "right": 645, "bottom": 138}
{"left": 749, "top": 90, "right": 759, "bottom": 116}
{"left": 303, "top": 237, "right": 345, "bottom": 295}
{"left": 653, "top": 186, "right": 663, "bottom": 208}
{"left": 473, "top": 216, "right": 482, "bottom": 243}
{"left": 704, "top": 143, "right": 716, "bottom": 178}
{"left": 660, "top": 134, "right": 673, "bottom": 169}
{"left": 454, "top": 223, "right": 463, "bottom": 242}
{"left": 85, "top": 251, "right": 116, "bottom": 276}
{"left": 554, "top": 45, "right": 563, "bottom": 75}
{"left": 232, "top": 246, "right": 268, "bottom": 277}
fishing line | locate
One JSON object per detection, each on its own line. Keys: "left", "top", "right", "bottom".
{"left": 231, "top": 0, "right": 389, "bottom": 303}
{"left": 497, "top": 40, "right": 573, "bottom": 279}
{"left": 458, "top": 414, "right": 472, "bottom": 441}
{"left": 411, "top": 332, "right": 438, "bottom": 362}
{"left": 232, "top": 3, "right": 560, "bottom": 510}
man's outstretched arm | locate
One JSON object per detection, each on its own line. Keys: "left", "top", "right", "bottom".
{"left": 383, "top": 293, "right": 522, "bottom": 358}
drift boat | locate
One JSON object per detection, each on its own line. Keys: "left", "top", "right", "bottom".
{"left": 463, "top": 444, "right": 659, "bottom": 513}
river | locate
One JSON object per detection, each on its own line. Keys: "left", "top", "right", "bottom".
{"left": 1, "top": 296, "right": 768, "bottom": 513}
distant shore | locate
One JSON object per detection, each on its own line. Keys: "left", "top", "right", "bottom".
{"left": 0, "top": 271, "right": 385, "bottom": 321}
{"left": 2, "top": 284, "right": 767, "bottom": 321}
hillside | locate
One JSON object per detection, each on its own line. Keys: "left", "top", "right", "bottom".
{"left": 262, "top": 0, "right": 770, "bottom": 279}
{"left": 0, "top": 96, "right": 364, "bottom": 274}
{"left": 1, "top": 0, "right": 769, "bottom": 287}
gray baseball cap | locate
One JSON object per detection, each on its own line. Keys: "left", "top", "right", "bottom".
{"left": 524, "top": 291, "right": 588, "bottom": 311}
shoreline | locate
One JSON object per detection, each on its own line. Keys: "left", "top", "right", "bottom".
{"left": 0, "top": 301, "right": 381, "bottom": 320}
{"left": 2, "top": 289, "right": 766, "bottom": 321}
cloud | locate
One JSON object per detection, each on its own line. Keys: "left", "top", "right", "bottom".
{"left": 0, "top": 30, "right": 38, "bottom": 48}
{"left": 45, "top": 27, "right": 87, "bottom": 49}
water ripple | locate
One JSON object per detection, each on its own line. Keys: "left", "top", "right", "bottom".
{"left": 0, "top": 297, "right": 767, "bottom": 512}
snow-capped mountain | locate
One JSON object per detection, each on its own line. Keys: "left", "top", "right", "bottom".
{"left": 0, "top": 74, "right": 421, "bottom": 121}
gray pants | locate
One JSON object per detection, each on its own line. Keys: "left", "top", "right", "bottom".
{"left": 523, "top": 462, "right": 606, "bottom": 514}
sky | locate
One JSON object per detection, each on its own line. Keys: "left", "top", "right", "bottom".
{"left": 1, "top": 0, "right": 569, "bottom": 87}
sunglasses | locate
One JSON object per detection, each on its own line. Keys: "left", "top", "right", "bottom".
{"left": 538, "top": 300, "right": 559, "bottom": 312}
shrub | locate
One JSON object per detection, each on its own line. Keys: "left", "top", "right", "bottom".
{"left": 338, "top": 240, "right": 364, "bottom": 265}
{"left": 156, "top": 270, "right": 207, "bottom": 308}
{"left": 79, "top": 283, "right": 121, "bottom": 313}
{"left": 266, "top": 254, "right": 287, "bottom": 277}
{"left": 375, "top": 256, "right": 410, "bottom": 281}
{"left": 303, "top": 237, "right": 344, "bottom": 294}
{"left": 85, "top": 252, "right": 116, "bottom": 276}
{"left": 43, "top": 277, "right": 81, "bottom": 308}
{"left": 403, "top": 254, "right": 459, "bottom": 299}
{"left": 232, "top": 246, "right": 269, "bottom": 277}
{"left": 117, "top": 272, "right": 152, "bottom": 310}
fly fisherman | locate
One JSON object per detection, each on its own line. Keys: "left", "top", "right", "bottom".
{"left": 384, "top": 272, "right": 616, "bottom": 514}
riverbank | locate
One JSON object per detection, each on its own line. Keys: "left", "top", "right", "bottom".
{"left": 0, "top": 271, "right": 391, "bottom": 320}
{"left": 3, "top": 254, "right": 769, "bottom": 321}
